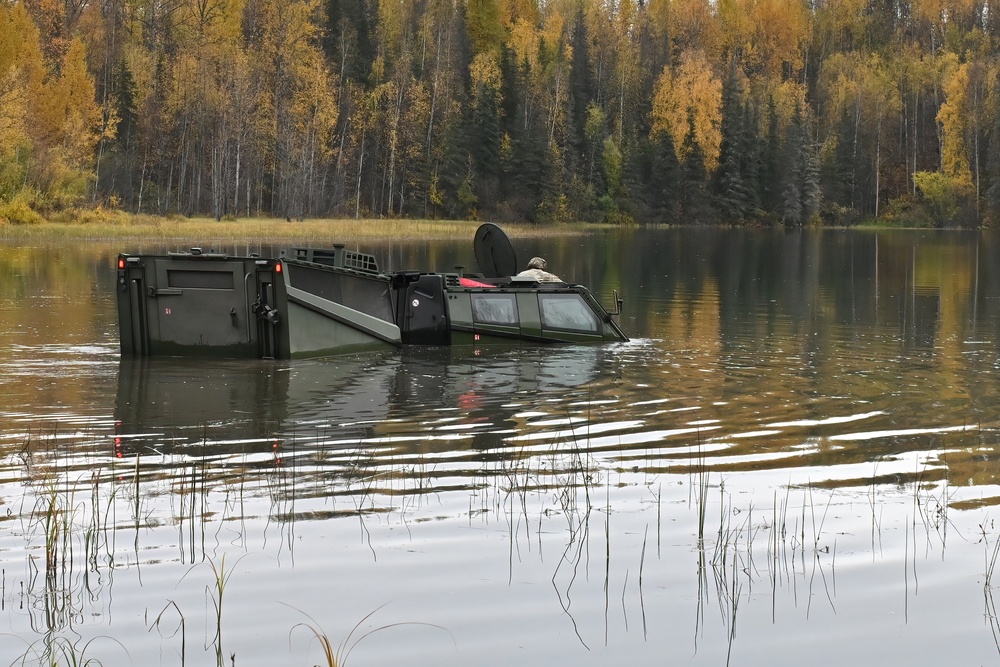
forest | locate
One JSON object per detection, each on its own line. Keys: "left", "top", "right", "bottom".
{"left": 2, "top": 0, "right": 1000, "bottom": 226}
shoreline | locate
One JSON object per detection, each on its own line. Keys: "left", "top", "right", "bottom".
{"left": 0, "top": 217, "right": 602, "bottom": 243}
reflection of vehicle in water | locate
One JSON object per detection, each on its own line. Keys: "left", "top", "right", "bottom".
{"left": 115, "top": 224, "right": 627, "bottom": 359}
{"left": 113, "top": 354, "right": 397, "bottom": 454}
{"left": 113, "top": 345, "right": 607, "bottom": 456}
{"left": 390, "top": 345, "right": 611, "bottom": 450}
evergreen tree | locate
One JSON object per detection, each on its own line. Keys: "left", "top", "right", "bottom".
{"left": 436, "top": 95, "right": 475, "bottom": 218}
{"left": 111, "top": 59, "right": 137, "bottom": 152}
{"left": 758, "top": 97, "right": 781, "bottom": 219}
{"left": 741, "top": 101, "right": 762, "bottom": 215}
{"left": 471, "top": 77, "right": 502, "bottom": 213}
{"left": 781, "top": 104, "right": 820, "bottom": 226}
{"left": 499, "top": 44, "right": 520, "bottom": 137}
{"left": 506, "top": 61, "right": 554, "bottom": 223}
{"left": 680, "top": 110, "right": 711, "bottom": 223}
{"left": 499, "top": 56, "right": 554, "bottom": 221}
{"left": 713, "top": 64, "right": 755, "bottom": 222}
{"left": 568, "top": 8, "right": 593, "bottom": 176}
{"left": 100, "top": 58, "right": 139, "bottom": 207}
{"left": 823, "top": 110, "right": 858, "bottom": 214}
{"left": 648, "top": 128, "right": 680, "bottom": 222}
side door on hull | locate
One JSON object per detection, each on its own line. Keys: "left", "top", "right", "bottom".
{"left": 150, "top": 260, "right": 251, "bottom": 350}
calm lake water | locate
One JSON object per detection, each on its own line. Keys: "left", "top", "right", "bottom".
{"left": 2, "top": 228, "right": 1000, "bottom": 665}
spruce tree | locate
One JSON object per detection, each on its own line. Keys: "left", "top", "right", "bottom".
{"left": 781, "top": 107, "right": 805, "bottom": 226}
{"left": 505, "top": 58, "right": 554, "bottom": 221}
{"left": 681, "top": 110, "right": 711, "bottom": 223}
{"left": 471, "top": 78, "right": 502, "bottom": 203}
{"left": 714, "top": 63, "right": 754, "bottom": 222}
{"left": 759, "top": 97, "right": 781, "bottom": 218}
{"left": 569, "top": 8, "right": 593, "bottom": 177}
{"left": 499, "top": 44, "right": 520, "bottom": 138}
{"left": 99, "top": 58, "right": 140, "bottom": 207}
{"left": 781, "top": 104, "right": 820, "bottom": 226}
{"left": 646, "top": 129, "right": 680, "bottom": 223}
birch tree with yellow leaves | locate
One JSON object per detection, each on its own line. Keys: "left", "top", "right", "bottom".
{"left": 3, "top": 0, "right": 1000, "bottom": 226}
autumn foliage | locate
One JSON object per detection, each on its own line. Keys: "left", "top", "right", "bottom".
{"left": 3, "top": 0, "right": 1000, "bottom": 226}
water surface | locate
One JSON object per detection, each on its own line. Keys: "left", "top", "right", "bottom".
{"left": 1, "top": 229, "right": 999, "bottom": 665}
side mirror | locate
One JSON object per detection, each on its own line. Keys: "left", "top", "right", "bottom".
{"left": 611, "top": 289, "right": 623, "bottom": 317}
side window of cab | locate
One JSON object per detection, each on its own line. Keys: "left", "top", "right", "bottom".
{"left": 539, "top": 294, "right": 599, "bottom": 332}
{"left": 472, "top": 293, "right": 519, "bottom": 325}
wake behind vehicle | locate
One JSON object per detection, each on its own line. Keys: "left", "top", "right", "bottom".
{"left": 115, "top": 223, "right": 627, "bottom": 359}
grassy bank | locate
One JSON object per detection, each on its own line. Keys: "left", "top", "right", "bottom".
{"left": 0, "top": 214, "right": 595, "bottom": 243}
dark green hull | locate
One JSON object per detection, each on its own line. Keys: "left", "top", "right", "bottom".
{"left": 116, "top": 244, "right": 627, "bottom": 360}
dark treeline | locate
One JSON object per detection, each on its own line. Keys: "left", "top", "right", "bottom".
{"left": 2, "top": 0, "right": 1000, "bottom": 226}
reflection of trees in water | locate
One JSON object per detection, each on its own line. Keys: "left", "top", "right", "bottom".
{"left": 13, "top": 232, "right": 1000, "bottom": 661}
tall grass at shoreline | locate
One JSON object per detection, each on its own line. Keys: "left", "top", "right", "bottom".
{"left": 4, "top": 417, "right": 990, "bottom": 664}
{"left": 0, "top": 214, "right": 598, "bottom": 244}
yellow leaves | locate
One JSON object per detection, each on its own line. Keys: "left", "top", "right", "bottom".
{"left": 507, "top": 17, "right": 538, "bottom": 67}
{"left": 0, "top": 2, "right": 45, "bottom": 95}
{"left": 288, "top": 56, "right": 339, "bottom": 160}
{"left": 911, "top": 0, "right": 990, "bottom": 39}
{"left": 913, "top": 170, "right": 974, "bottom": 223}
{"left": 910, "top": 0, "right": 947, "bottom": 26}
{"left": 32, "top": 40, "right": 101, "bottom": 168}
{"left": 507, "top": 0, "right": 567, "bottom": 74}
{"left": 669, "top": 0, "right": 723, "bottom": 59}
{"left": 769, "top": 80, "right": 808, "bottom": 127}
{"left": 378, "top": 0, "right": 410, "bottom": 56}
{"left": 470, "top": 52, "right": 502, "bottom": 92}
{"left": 172, "top": 0, "right": 246, "bottom": 45}
{"left": 505, "top": 0, "right": 539, "bottom": 26}
{"left": 719, "top": 0, "right": 810, "bottom": 80}
{"left": 370, "top": 55, "right": 386, "bottom": 84}
{"left": 121, "top": 45, "right": 156, "bottom": 117}
{"left": 17, "top": 39, "right": 103, "bottom": 203}
{"left": 541, "top": 9, "right": 566, "bottom": 61}
{"left": 650, "top": 50, "right": 722, "bottom": 171}
{"left": 22, "top": 0, "right": 69, "bottom": 64}
{"left": 262, "top": 0, "right": 323, "bottom": 61}
{"left": 466, "top": 0, "right": 505, "bottom": 56}
{"left": 645, "top": 0, "right": 671, "bottom": 40}
{"left": 469, "top": 52, "right": 502, "bottom": 111}
{"left": 0, "top": 3, "right": 42, "bottom": 164}
{"left": 0, "top": 5, "right": 104, "bottom": 204}
{"left": 401, "top": 79, "right": 431, "bottom": 162}
{"left": 818, "top": 51, "right": 900, "bottom": 136}
{"left": 0, "top": 67, "right": 28, "bottom": 152}
{"left": 812, "top": 0, "right": 867, "bottom": 48}
{"left": 60, "top": 40, "right": 102, "bottom": 160}
{"left": 937, "top": 58, "right": 973, "bottom": 184}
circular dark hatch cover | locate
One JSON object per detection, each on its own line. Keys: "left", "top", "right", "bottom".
{"left": 473, "top": 223, "right": 518, "bottom": 278}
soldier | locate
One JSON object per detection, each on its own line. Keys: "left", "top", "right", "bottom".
{"left": 514, "top": 257, "right": 561, "bottom": 282}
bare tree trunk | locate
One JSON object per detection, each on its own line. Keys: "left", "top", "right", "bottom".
{"left": 387, "top": 82, "right": 404, "bottom": 214}
{"left": 234, "top": 138, "right": 241, "bottom": 216}
{"left": 875, "top": 119, "right": 881, "bottom": 219}
{"left": 355, "top": 126, "right": 366, "bottom": 218}
{"left": 973, "top": 72, "right": 982, "bottom": 219}
{"left": 852, "top": 98, "right": 861, "bottom": 210}
{"left": 912, "top": 90, "right": 918, "bottom": 195}
{"left": 137, "top": 149, "right": 148, "bottom": 213}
